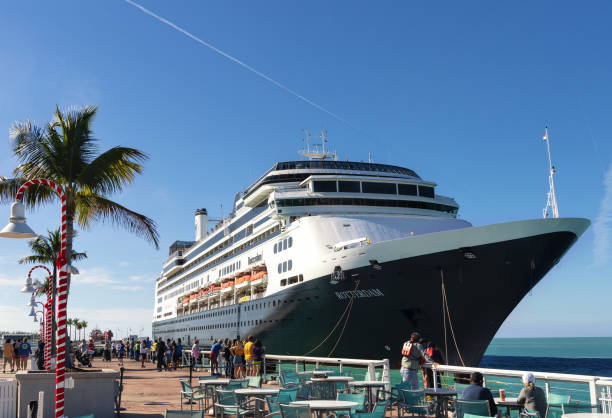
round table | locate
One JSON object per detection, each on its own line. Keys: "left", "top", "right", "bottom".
{"left": 235, "top": 388, "right": 280, "bottom": 416}
{"left": 291, "top": 400, "right": 359, "bottom": 417}
{"left": 199, "top": 379, "right": 231, "bottom": 409}
{"left": 349, "top": 381, "right": 387, "bottom": 409}
{"left": 424, "top": 388, "right": 457, "bottom": 417}
{"left": 495, "top": 397, "right": 521, "bottom": 418}
{"left": 311, "top": 376, "right": 355, "bottom": 382}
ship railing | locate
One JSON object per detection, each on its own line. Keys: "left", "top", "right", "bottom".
{"left": 424, "top": 363, "right": 612, "bottom": 409}
{"left": 263, "top": 354, "right": 391, "bottom": 393}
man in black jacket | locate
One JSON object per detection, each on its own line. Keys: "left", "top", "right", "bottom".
{"left": 156, "top": 337, "right": 167, "bottom": 372}
{"left": 461, "top": 372, "right": 498, "bottom": 416}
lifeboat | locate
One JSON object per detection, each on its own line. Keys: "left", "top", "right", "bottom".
{"left": 221, "top": 280, "right": 235, "bottom": 294}
{"left": 239, "top": 295, "right": 250, "bottom": 303}
{"left": 182, "top": 296, "right": 189, "bottom": 306}
{"left": 236, "top": 274, "right": 251, "bottom": 289}
{"left": 250, "top": 270, "right": 268, "bottom": 286}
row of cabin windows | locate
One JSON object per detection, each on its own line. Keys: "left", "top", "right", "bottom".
{"left": 281, "top": 274, "right": 304, "bottom": 286}
{"left": 273, "top": 237, "right": 293, "bottom": 253}
{"left": 277, "top": 260, "right": 293, "bottom": 273}
{"left": 276, "top": 197, "right": 458, "bottom": 214}
{"left": 313, "top": 180, "right": 434, "bottom": 198}
{"left": 219, "top": 260, "right": 241, "bottom": 277}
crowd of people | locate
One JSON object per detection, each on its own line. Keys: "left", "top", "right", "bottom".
{"left": 191, "top": 335, "right": 265, "bottom": 378}
{"left": 400, "top": 331, "right": 445, "bottom": 389}
{"left": 2, "top": 337, "right": 32, "bottom": 373}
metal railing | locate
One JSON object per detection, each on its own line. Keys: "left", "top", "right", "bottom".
{"left": 425, "top": 363, "right": 612, "bottom": 409}
{"left": 263, "top": 354, "right": 391, "bottom": 392}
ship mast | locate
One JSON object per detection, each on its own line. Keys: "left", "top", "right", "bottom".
{"left": 542, "top": 126, "right": 560, "bottom": 218}
{"left": 298, "top": 129, "right": 336, "bottom": 160}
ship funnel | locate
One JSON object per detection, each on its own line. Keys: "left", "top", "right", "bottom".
{"left": 195, "top": 208, "right": 208, "bottom": 241}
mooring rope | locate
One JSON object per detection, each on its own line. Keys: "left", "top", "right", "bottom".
{"left": 441, "top": 269, "right": 466, "bottom": 366}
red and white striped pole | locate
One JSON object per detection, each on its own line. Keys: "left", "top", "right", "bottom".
{"left": 16, "top": 179, "right": 68, "bottom": 418}
{"left": 28, "top": 265, "right": 53, "bottom": 371}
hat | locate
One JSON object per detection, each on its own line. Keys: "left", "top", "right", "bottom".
{"left": 522, "top": 373, "right": 535, "bottom": 385}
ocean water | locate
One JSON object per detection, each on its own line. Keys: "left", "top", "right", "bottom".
{"left": 484, "top": 337, "right": 612, "bottom": 359}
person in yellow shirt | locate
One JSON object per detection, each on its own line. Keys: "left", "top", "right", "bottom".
{"left": 3, "top": 338, "right": 14, "bottom": 373}
{"left": 243, "top": 336, "right": 254, "bottom": 376}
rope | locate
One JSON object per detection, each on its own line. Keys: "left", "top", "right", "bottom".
{"left": 441, "top": 269, "right": 465, "bottom": 366}
{"left": 327, "top": 280, "right": 359, "bottom": 357}
{"left": 302, "top": 280, "right": 360, "bottom": 356}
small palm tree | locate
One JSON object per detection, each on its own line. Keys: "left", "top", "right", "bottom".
{"left": 66, "top": 319, "right": 72, "bottom": 339}
{"left": 80, "top": 320, "right": 88, "bottom": 340}
{"left": 72, "top": 317, "right": 80, "bottom": 341}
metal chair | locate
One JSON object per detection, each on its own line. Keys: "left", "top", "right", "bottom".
{"left": 310, "top": 381, "right": 337, "bottom": 400}
{"left": 350, "top": 400, "right": 390, "bottom": 418}
{"left": 398, "top": 389, "right": 429, "bottom": 417}
{"left": 545, "top": 393, "right": 572, "bottom": 418}
{"left": 295, "top": 384, "right": 311, "bottom": 401}
{"left": 520, "top": 408, "right": 541, "bottom": 418}
{"left": 179, "top": 379, "right": 205, "bottom": 411}
{"left": 561, "top": 403, "right": 601, "bottom": 414}
{"left": 247, "top": 375, "right": 262, "bottom": 388}
{"left": 455, "top": 399, "right": 490, "bottom": 418}
{"left": 165, "top": 411, "right": 205, "bottom": 418}
{"left": 279, "top": 403, "right": 311, "bottom": 418}
{"left": 214, "top": 389, "right": 256, "bottom": 418}
{"left": 280, "top": 371, "right": 300, "bottom": 387}
{"left": 336, "top": 392, "right": 366, "bottom": 416}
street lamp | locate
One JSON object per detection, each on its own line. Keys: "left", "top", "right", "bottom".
{"left": 26, "top": 265, "right": 54, "bottom": 371}
{"left": 0, "top": 178, "right": 72, "bottom": 418}
{"left": 21, "top": 276, "right": 36, "bottom": 293}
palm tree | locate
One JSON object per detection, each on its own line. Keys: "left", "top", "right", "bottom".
{"left": 72, "top": 317, "right": 80, "bottom": 341}
{"left": 0, "top": 105, "right": 159, "bottom": 295}
{"left": 66, "top": 319, "right": 73, "bottom": 340}
{"left": 80, "top": 320, "right": 88, "bottom": 340}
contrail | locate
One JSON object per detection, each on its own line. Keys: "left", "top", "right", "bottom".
{"left": 124, "top": 0, "right": 352, "bottom": 126}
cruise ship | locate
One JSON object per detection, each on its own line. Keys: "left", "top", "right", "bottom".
{"left": 152, "top": 140, "right": 589, "bottom": 367}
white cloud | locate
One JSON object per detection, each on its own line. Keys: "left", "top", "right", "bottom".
{"left": 110, "top": 285, "right": 143, "bottom": 291}
{"left": 0, "top": 273, "right": 24, "bottom": 287}
{"left": 593, "top": 164, "right": 612, "bottom": 266}
{"left": 0, "top": 305, "right": 39, "bottom": 333}
{"left": 72, "top": 267, "right": 144, "bottom": 291}
{"left": 119, "top": 261, "right": 132, "bottom": 267}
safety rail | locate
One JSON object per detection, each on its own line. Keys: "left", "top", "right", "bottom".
{"left": 597, "top": 380, "right": 612, "bottom": 414}
{"left": 263, "top": 354, "right": 391, "bottom": 392}
{"left": 425, "top": 363, "right": 612, "bottom": 409}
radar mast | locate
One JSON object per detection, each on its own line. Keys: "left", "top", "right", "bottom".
{"left": 298, "top": 129, "right": 336, "bottom": 160}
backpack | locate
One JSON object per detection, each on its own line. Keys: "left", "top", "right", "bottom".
{"left": 401, "top": 341, "right": 414, "bottom": 357}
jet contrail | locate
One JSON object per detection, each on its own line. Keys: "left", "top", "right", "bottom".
{"left": 125, "top": 0, "right": 352, "bottom": 126}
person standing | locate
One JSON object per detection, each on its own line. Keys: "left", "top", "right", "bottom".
{"left": 118, "top": 340, "right": 125, "bottom": 366}
{"left": 145, "top": 337, "right": 151, "bottom": 362}
{"left": 140, "top": 340, "right": 147, "bottom": 368}
{"left": 19, "top": 338, "right": 32, "bottom": 370}
{"left": 2, "top": 338, "right": 14, "bottom": 373}
{"left": 13, "top": 339, "right": 21, "bottom": 371}
{"left": 210, "top": 339, "right": 222, "bottom": 375}
{"left": 231, "top": 340, "right": 244, "bottom": 378}
{"left": 400, "top": 332, "right": 427, "bottom": 389}
{"left": 174, "top": 338, "right": 183, "bottom": 370}
{"left": 152, "top": 340, "right": 157, "bottom": 363}
{"left": 223, "top": 339, "right": 233, "bottom": 378}
{"left": 252, "top": 339, "right": 264, "bottom": 377}
{"left": 243, "top": 336, "right": 254, "bottom": 376}
{"left": 156, "top": 337, "right": 167, "bottom": 371}
{"left": 191, "top": 339, "right": 200, "bottom": 372}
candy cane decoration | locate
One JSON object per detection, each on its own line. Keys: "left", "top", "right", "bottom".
{"left": 16, "top": 179, "right": 68, "bottom": 418}
{"left": 28, "top": 265, "right": 53, "bottom": 371}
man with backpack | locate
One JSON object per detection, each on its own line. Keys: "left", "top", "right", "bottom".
{"left": 401, "top": 332, "right": 428, "bottom": 389}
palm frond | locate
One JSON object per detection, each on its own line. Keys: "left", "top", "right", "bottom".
{"left": 0, "top": 177, "right": 56, "bottom": 208}
{"left": 77, "top": 147, "right": 147, "bottom": 195}
{"left": 75, "top": 191, "right": 159, "bottom": 249}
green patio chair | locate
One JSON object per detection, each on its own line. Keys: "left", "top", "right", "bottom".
{"left": 265, "top": 389, "right": 298, "bottom": 418}
{"left": 545, "top": 393, "right": 571, "bottom": 418}
{"left": 214, "top": 389, "right": 256, "bottom": 418}
{"left": 455, "top": 399, "right": 490, "bottom": 418}
{"left": 310, "top": 380, "right": 337, "bottom": 400}
{"left": 295, "top": 384, "right": 311, "bottom": 401}
{"left": 398, "top": 389, "right": 429, "bottom": 417}
{"left": 279, "top": 403, "right": 311, "bottom": 418}
{"left": 561, "top": 403, "right": 601, "bottom": 414}
{"left": 520, "top": 407, "right": 540, "bottom": 418}
{"left": 280, "top": 371, "right": 300, "bottom": 387}
{"left": 247, "top": 375, "right": 262, "bottom": 388}
{"left": 165, "top": 411, "right": 205, "bottom": 418}
{"left": 335, "top": 392, "right": 366, "bottom": 416}
{"left": 463, "top": 414, "right": 490, "bottom": 418}
{"left": 297, "top": 372, "right": 313, "bottom": 384}
{"left": 350, "top": 400, "right": 389, "bottom": 418}
{"left": 179, "top": 379, "right": 205, "bottom": 411}
{"left": 229, "top": 378, "right": 249, "bottom": 389}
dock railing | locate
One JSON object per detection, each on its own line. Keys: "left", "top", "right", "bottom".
{"left": 263, "top": 354, "right": 391, "bottom": 392}
{"left": 425, "top": 363, "right": 612, "bottom": 410}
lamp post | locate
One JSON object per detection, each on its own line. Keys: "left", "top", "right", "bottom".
{"left": 23, "top": 265, "right": 54, "bottom": 371}
{"left": 0, "top": 178, "right": 71, "bottom": 418}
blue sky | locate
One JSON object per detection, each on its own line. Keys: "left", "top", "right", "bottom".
{"left": 0, "top": 1, "right": 610, "bottom": 341}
